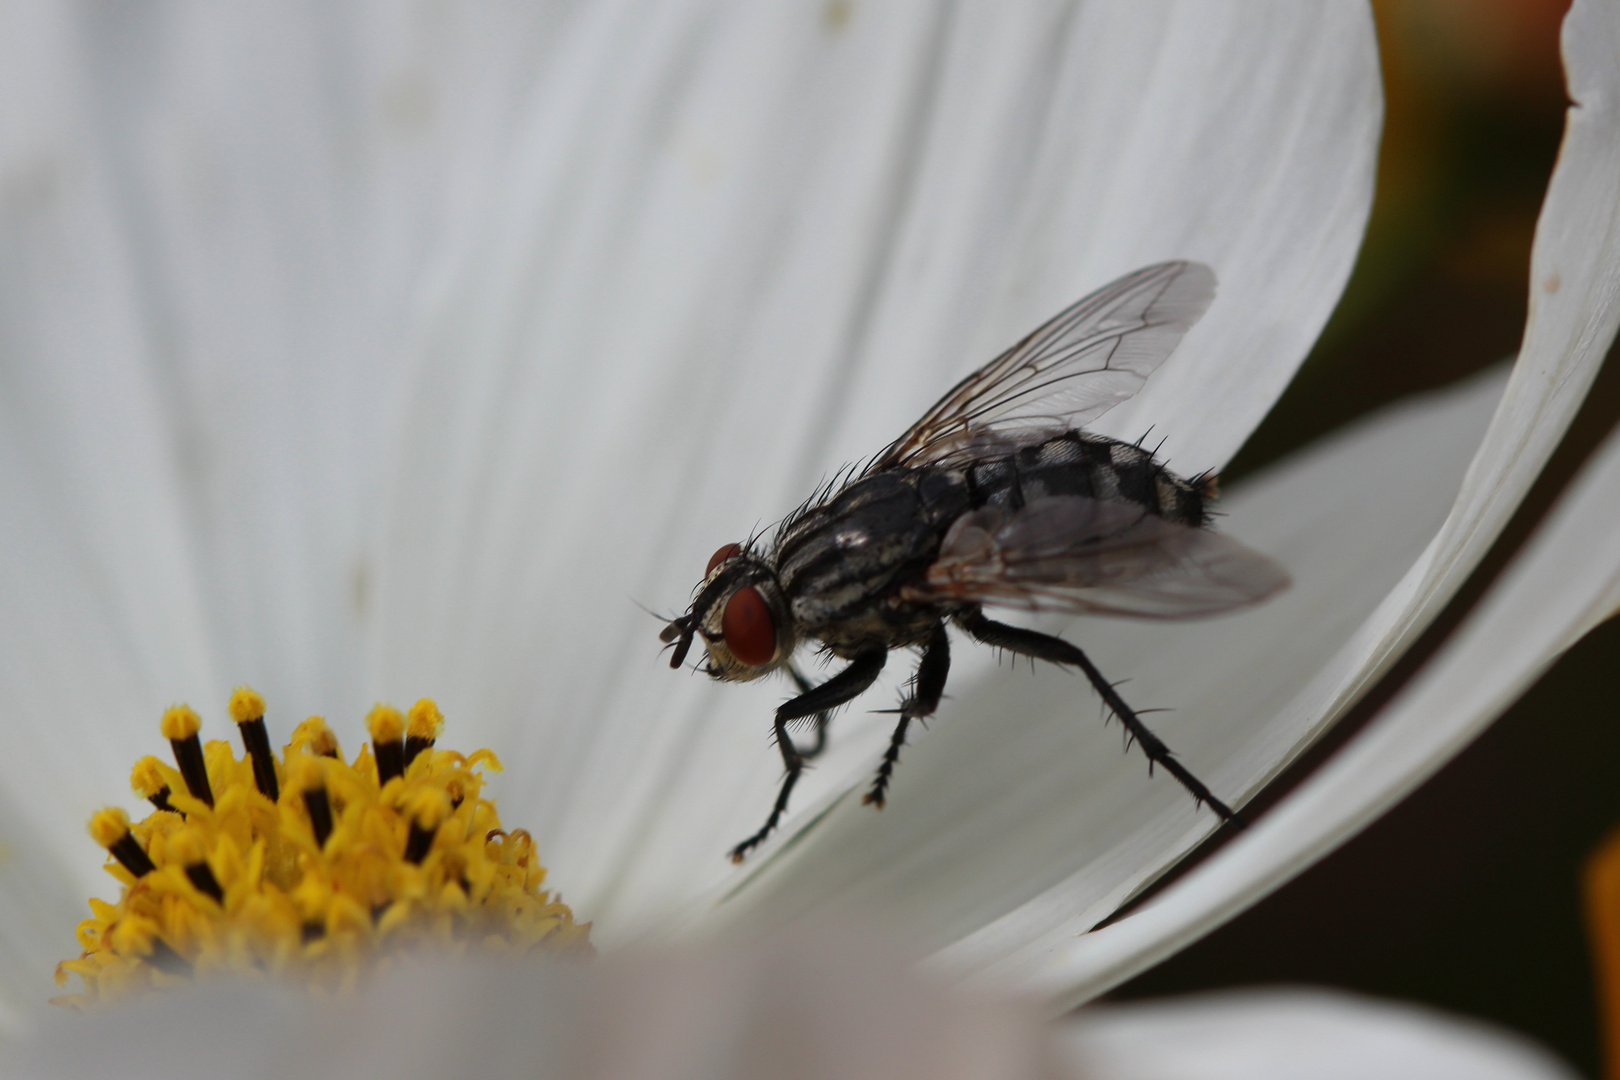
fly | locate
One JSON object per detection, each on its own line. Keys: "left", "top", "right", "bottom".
{"left": 660, "top": 262, "right": 1290, "bottom": 862}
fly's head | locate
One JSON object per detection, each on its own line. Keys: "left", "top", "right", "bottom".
{"left": 660, "top": 543, "right": 795, "bottom": 683}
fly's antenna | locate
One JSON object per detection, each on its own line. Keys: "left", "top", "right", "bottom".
{"left": 642, "top": 595, "right": 697, "bottom": 669}
{"left": 659, "top": 614, "right": 697, "bottom": 669}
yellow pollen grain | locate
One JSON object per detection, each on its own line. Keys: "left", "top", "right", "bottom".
{"left": 129, "top": 757, "right": 171, "bottom": 800}
{"left": 56, "top": 693, "right": 591, "bottom": 1009}
{"left": 159, "top": 705, "right": 202, "bottom": 741}
{"left": 88, "top": 808, "right": 131, "bottom": 849}
{"left": 289, "top": 716, "right": 340, "bottom": 758}
{"left": 228, "top": 685, "right": 266, "bottom": 724}
{"left": 365, "top": 704, "right": 404, "bottom": 744}
{"left": 406, "top": 699, "right": 443, "bottom": 741}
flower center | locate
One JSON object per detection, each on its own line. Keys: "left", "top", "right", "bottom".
{"left": 54, "top": 688, "right": 590, "bottom": 1006}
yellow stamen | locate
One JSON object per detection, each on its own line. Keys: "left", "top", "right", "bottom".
{"left": 89, "top": 807, "right": 157, "bottom": 880}
{"left": 229, "top": 685, "right": 280, "bottom": 801}
{"left": 55, "top": 689, "right": 590, "bottom": 1008}
{"left": 159, "top": 705, "right": 201, "bottom": 741}
{"left": 288, "top": 716, "right": 341, "bottom": 759}
{"left": 87, "top": 807, "right": 131, "bottom": 850}
{"left": 160, "top": 704, "right": 213, "bottom": 808}
{"left": 227, "top": 686, "right": 265, "bottom": 724}
{"left": 365, "top": 703, "right": 405, "bottom": 744}
{"left": 405, "top": 698, "right": 444, "bottom": 768}
{"left": 366, "top": 704, "right": 407, "bottom": 786}
{"left": 129, "top": 756, "right": 174, "bottom": 806}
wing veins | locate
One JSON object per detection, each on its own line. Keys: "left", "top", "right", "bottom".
{"left": 864, "top": 261, "right": 1215, "bottom": 475}
{"left": 956, "top": 335, "right": 1130, "bottom": 422}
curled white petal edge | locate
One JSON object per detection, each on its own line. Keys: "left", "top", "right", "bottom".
{"left": 1017, "top": 376, "right": 1620, "bottom": 1009}
{"left": 932, "top": 0, "right": 1620, "bottom": 1002}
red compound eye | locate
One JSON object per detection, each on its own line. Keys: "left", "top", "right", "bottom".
{"left": 707, "top": 543, "right": 743, "bottom": 576}
{"left": 721, "top": 586, "right": 776, "bottom": 666}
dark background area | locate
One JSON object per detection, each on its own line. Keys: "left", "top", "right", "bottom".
{"left": 1109, "top": 2, "right": 1620, "bottom": 1076}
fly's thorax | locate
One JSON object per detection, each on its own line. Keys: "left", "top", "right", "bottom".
{"left": 695, "top": 552, "right": 797, "bottom": 682}
{"left": 771, "top": 470, "right": 971, "bottom": 652}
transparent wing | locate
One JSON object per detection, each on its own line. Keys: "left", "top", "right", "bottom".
{"left": 866, "top": 261, "right": 1216, "bottom": 475}
{"left": 914, "top": 495, "right": 1289, "bottom": 619}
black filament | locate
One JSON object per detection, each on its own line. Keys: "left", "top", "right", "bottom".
{"left": 185, "top": 861, "right": 224, "bottom": 904}
{"left": 147, "top": 787, "right": 174, "bottom": 814}
{"left": 236, "top": 716, "right": 280, "bottom": 802}
{"left": 169, "top": 734, "right": 215, "bottom": 807}
{"left": 403, "top": 733, "right": 435, "bottom": 768}
{"left": 404, "top": 820, "right": 438, "bottom": 865}
{"left": 108, "top": 832, "right": 156, "bottom": 877}
{"left": 303, "top": 786, "right": 334, "bottom": 849}
{"left": 374, "top": 739, "right": 405, "bottom": 785}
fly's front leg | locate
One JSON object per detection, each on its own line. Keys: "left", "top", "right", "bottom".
{"left": 957, "top": 609, "right": 1239, "bottom": 823}
{"left": 729, "top": 649, "right": 888, "bottom": 863}
{"left": 864, "top": 623, "right": 949, "bottom": 809}
{"left": 786, "top": 663, "right": 832, "bottom": 760}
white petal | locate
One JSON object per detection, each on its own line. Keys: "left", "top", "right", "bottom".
{"left": 1004, "top": 392, "right": 1620, "bottom": 1004}
{"left": 0, "top": 2, "right": 575, "bottom": 1014}
{"left": 718, "top": 0, "right": 1620, "bottom": 991}
{"left": 370, "top": 1, "right": 1380, "bottom": 939}
{"left": 53, "top": 3, "right": 565, "bottom": 719}
{"left": 0, "top": 1, "right": 221, "bottom": 1018}
{"left": 1061, "top": 989, "right": 1578, "bottom": 1080}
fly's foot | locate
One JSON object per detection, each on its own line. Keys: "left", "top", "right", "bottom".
{"left": 730, "top": 763, "right": 801, "bottom": 863}
{"left": 728, "top": 829, "right": 771, "bottom": 864}
{"left": 863, "top": 706, "right": 916, "bottom": 809}
{"left": 863, "top": 626, "right": 949, "bottom": 811}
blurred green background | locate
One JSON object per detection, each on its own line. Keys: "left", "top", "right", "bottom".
{"left": 1109, "top": 1, "right": 1620, "bottom": 1076}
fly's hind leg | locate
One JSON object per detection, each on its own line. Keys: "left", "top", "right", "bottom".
{"left": 729, "top": 649, "right": 888, "bottom": 863}
{"left": 864, "top": 623, "right": 949, "bottom": 809}
{"left": 957, "top": 609, "right": 1239, "bottom": 823}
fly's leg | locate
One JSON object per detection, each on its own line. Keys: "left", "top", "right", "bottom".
{"left": 864, "top": 623, "right": 950, "bottom": 809}
{"left": 787, "top": 663, "right": 832, "bottom": 760}
{"left": 957, "top": 610, "right": 1239, "bottom": 823}
{"left": 730, "top": 649, "right": 888, "bottom": 863}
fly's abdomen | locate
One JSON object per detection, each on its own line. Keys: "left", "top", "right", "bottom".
{"left": 967, "top": 431, "right": 1210, "bottom": 526}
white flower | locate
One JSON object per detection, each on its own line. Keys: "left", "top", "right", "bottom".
{"left": 1, "top": 0, "right": 1617, "bottom": 1043}
{"left": 7, "top": 935, "right": 1586, "bottom": 1079}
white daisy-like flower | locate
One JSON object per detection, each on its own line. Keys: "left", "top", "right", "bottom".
{"left": 2, "top": 0, "right": 1618, "bottom": 1061}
